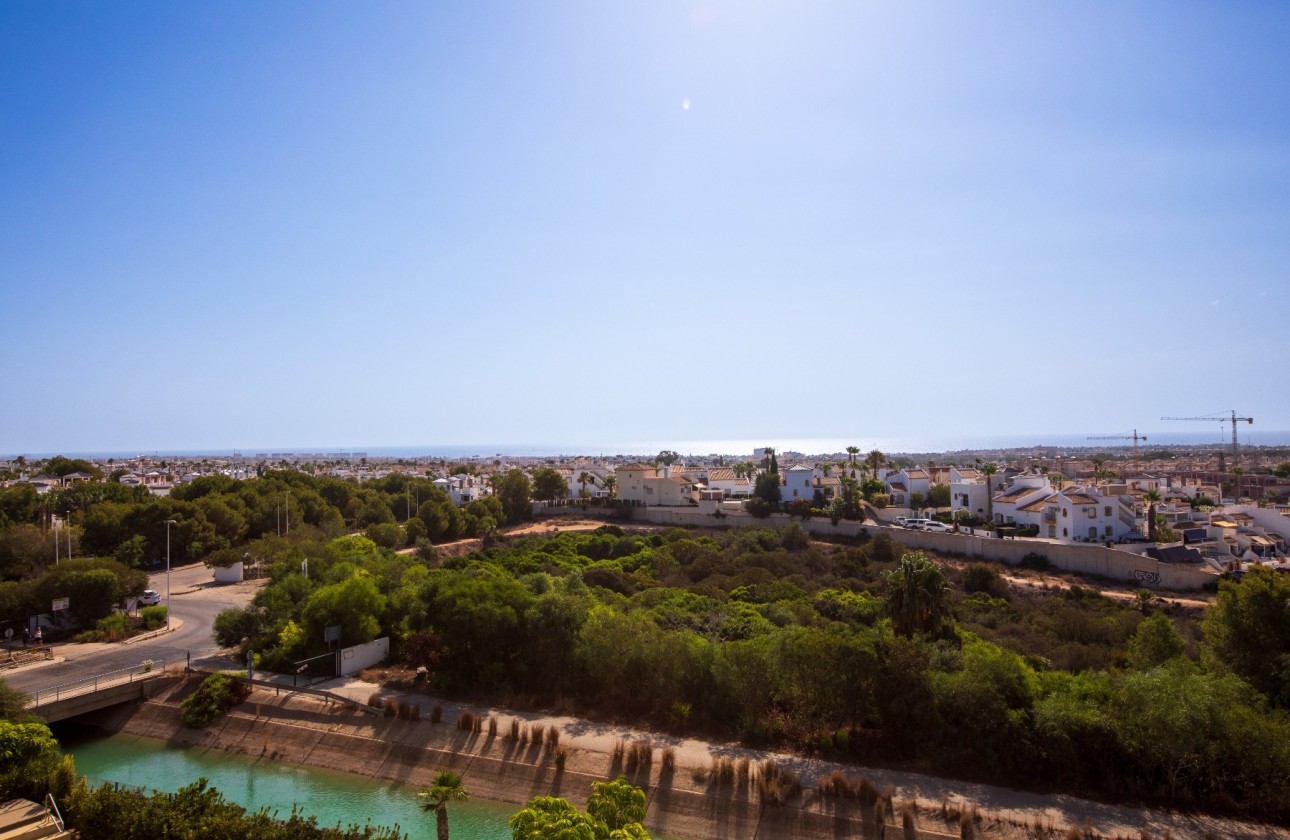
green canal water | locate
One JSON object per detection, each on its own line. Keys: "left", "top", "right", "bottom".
{"left": 55, "top": 724, "right": 515, "bottom": 839}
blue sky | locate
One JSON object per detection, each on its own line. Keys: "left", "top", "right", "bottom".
{"left": 3, "top": 1, "right": 1288, "bottom": 455}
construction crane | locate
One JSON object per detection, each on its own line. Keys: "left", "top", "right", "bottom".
{"left": 1087, "top": 429, "right": 1147, "bottom": 472}
{"left": 1161, "top": 410, "right": 1254, "bottom": 466}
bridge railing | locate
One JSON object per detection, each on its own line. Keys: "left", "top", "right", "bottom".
{"left": 26, "top": 660, "right": 171, "bottom": 709}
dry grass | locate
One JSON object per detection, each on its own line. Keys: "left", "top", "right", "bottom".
{"left": 430, "top": 704, "right": 442, "bottom": 724}
{"left": 545, "top": 725, "right": 560, "bottom": 748}
{"left": 367, "top": 692, "right": 382, "bottom": 708}
{"left": 457, "top": 710, "right": 476, "bottom": 731}
{"left": 383, "top": 697, "right": 398, "bottom": 717}
{"left": 487, "top": 716, "right": 498, "bottom": 737}
{"left": 755, "top": 760, "right": 801, "bottom": 806}
{"left": 625, "top": 740, "right": 652, "bottom": 772}
{"left": 901, "top": 801, "right": 917, "bottom": 840}
{"left": 554, "top": 745, "right": 567, "bottom": 771}
{"left": 509, "top": 718, "right": 520, "bottom": 741}
{"left": 660, "top": 747, "right": 676, "bottom": 773}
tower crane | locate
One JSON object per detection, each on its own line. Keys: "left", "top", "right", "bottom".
{"left": 1086, "top": 429, "right": 1147, "bottom": 472}
{"left": 1160, "top": 410, "right": 1253, "bottom": 466}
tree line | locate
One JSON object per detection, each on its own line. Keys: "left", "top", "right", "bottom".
{"left": 208, "top": 522, "right": 1290, "bottom": 820}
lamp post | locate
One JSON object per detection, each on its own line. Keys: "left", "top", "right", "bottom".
{"left": 284, "top": 490, "right": 291, "bottom": 536}
{"left": 165, "top": 519, "right": 177, "bottom": 630}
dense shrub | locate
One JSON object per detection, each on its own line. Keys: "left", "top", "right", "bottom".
{"left": 180, "top": 672, "right": 251, "bottom": 728}
{"left": 140, "top": 604, "right": 168, "bottom": 630}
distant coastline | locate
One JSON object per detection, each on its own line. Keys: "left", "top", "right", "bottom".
{"left": 8, "top": 430, "right": 1290, "bottom": 461}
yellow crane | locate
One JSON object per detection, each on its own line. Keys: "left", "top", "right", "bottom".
{"left": 1160, "top": 410, "right": 1253, "bottom": 466}
{"left": 1086, "top": 429, "right": 1147, "bottom": 472}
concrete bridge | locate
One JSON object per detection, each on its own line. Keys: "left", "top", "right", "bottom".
{"left": 25, "top": 662, "right": 179, "bottom": 723}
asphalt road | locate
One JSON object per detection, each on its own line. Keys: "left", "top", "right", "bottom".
{"left": 6, "top": 563, "right": 261, "bottom": 697}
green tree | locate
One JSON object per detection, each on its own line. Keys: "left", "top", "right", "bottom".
{"left": 865, "top": 449, "right": 885, "bottom": 481}
{"left": 1203, "top": 565, "right": 1290, "bottom": 705}
{"left": 498, "top": 471, "right": 532, "bottom": 524}
{"left": 532, "top": 468, "right": 568, "bottom": 504}
{"left": 1143, "top": 489, "right": 1161, "bottom": 543}
{"left": 113, "top": 534, "right": 147, "bottom": 568}
{"left": 1127, "top": 613, "right": 1187, "bottom": 670}
{"left": 753, "top": 472, "right": 781, "bottom": 508}
{"left": 418, "top": 770, "right": 468, "bottom": 840}
{"left": 884, "top": 552, "right": 949, "bottom": 637}
{"left": 578, "top": 471, "right": 592, "bottom": 499}
{"left": 300, "top": 573, "right": 386, "bottom": 649}
{"left": 981, "top": 462, "right": 998, "bottom": 523}
{"left": 927, "top": 483, "right": 950, "bottom": 508}
{"left": 0, "top": 719, "right": 62, "bottom": 800}
{"left": 586, "top": 776, "right": 647, "bottom": 832}
{"left": 509, "top": 780, "right": 651, "bottom": 840}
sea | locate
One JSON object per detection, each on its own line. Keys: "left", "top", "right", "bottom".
{"left": 13, "top": 430, "right": 1290, "bottom": 461}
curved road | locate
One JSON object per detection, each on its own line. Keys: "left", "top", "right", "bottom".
{"left": 6, "top": 563, "right": 261, "bottom": 697}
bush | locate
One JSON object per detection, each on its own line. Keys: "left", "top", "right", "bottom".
{"left": 962, "top": 565, "right": 1008, "bottom": 599}
{"left": 746, "top": 497, "right": 775, "bottom": 518}
{"left": 93, "top": 613, "right": 130, "bottom": 642}
{"left": 140, "top": 605, "right": 168, "bottom": 630}
{"left": 1018, "top": 552, "right": 1050, "bottom": 571}
{"left": 180, "top": 672, "right": 250, "bottom": 728}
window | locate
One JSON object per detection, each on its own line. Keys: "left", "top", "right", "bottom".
{"left": 1105, "top": 525, "right": 1113, "bottom": 536}
{"left": 1088, "top": 527, "right": 1097, "bottom": 539}
{"left": 1062, "top": 509, "right": 1068, "bottom": 518}
{"left": 1105, "top": 506, "right": 1112, "bottom": 517}
{"left": 1086, "top": 507, "right": 1096, "bottom": 518}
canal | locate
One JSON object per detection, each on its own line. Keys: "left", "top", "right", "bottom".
{"left": 55, "top": 723, "right": 519, "bottom": 839}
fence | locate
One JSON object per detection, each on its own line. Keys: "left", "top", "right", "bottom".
{"left": 26, "top": 659, "right": 171, "bottom": 709}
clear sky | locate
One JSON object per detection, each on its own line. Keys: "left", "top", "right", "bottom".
{"left": 3, "top": 1, "right": 1288, "bottom": 455}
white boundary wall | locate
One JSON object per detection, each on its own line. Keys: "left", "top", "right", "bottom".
{"left": 339, "top": 637, "right": 389, "bottom": 676}
{"left": 213, "top": 561, "right": 244, "bottom": 583}
{"left": 630, "top": 507, "right": 1218, "bottom": 591}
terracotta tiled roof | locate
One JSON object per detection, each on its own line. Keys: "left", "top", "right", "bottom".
{"left": 707, "top": 469, "right": 737, "bottom": 481}
{"left": 1018, "top": 496, "right": 1055, "bottom": 513}
{"left": 617, "top": 463, "right": 656, "bottom": 473}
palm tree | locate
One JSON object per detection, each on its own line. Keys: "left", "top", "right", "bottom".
{"left": 1143, "top": 489, "right": 1161, "bottom": 542}
{"left": 418, "top": 770, "right": 468, "bottom": 840}
{"left": 846, "top": 446, "right": 860, "bottom": 466}
{"left": 603, "top": 474, "right": 616, "bottom": 499}
{"left": 884, "top": 552, "right": 949, "bottom": 637}
{"left": 981, "top": 462, "right": 998, "bottom": 524}
{"left": 866, "top": 449, "right": 885, "bottom": 481}
{"left": 578, "top": 471, "right": 592, "bottom": 500}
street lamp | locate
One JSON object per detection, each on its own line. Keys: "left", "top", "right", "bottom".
{"left": 165, "top": 519, "right": 177, "bottom": 630}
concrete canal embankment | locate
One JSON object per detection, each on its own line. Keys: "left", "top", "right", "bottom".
{"left": 83, "top": 677, "right": 956, "bottom": 840}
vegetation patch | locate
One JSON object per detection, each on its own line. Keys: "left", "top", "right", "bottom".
{"left": 180, "top": 672, "right": 250, "bottom": 728}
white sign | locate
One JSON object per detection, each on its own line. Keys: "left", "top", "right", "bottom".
{"left": 52, "top": 597, "right": 69, "bottom": 612}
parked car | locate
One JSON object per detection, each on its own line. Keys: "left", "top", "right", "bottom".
{"left": 905, "top": 518, "right": 931, "bottom": 530}
{"left": 894, "top": 516, "right": 909, "bottom": 527}
{"left": 923, "top": 521, "right": 953, "bottom": 533}
{"left": 139, "top": 589, "right": 161, "bottom": 606}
